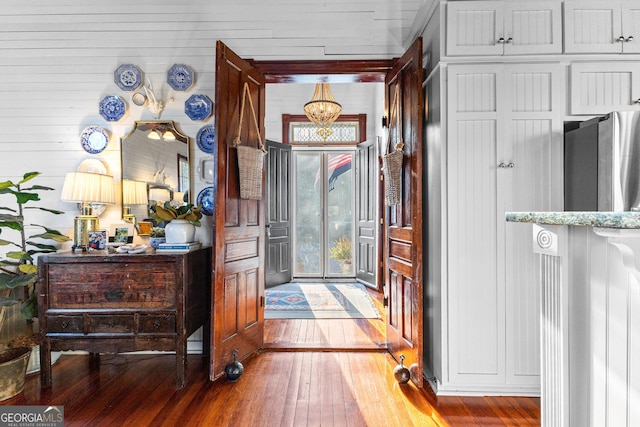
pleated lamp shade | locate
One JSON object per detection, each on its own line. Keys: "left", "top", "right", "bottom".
{"left": 122, "top": 179, "right": 149, "bottom": 206}
{"left": 61, "top": 172, "right": 115, "bottom": 205}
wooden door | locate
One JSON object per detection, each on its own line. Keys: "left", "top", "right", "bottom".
{"left": 355, "top": 140, "right": 377, "bottom": 287}
{"left": 265, "top": 139, "right": 292, "bottom": 288}
{"left": 210, "top": 40, "right": 266, "bottom": 380}
{"left": 383, "top": 38, "right": 424, "bottom": 387}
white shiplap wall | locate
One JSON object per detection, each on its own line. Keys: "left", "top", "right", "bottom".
{"left": 0, "top": 0, "right": 419, "bottom": 250}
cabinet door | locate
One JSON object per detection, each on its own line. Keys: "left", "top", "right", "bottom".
{"left": 446, "top": 1, "right": 504, "bottom": 56}
{"left": 570, "top": 62, "right": 640, "bottom": 114}
{"left": 503, "top": 1, "right": 562, "bottom": 55}
{"left": 502, "top": 64, "right": 563, "bottom": 387}
{"left": 447, "top": 64, "right": 505, "bottom": 386}
{"left": 621, "top": 1, "right": 640, "bottom": 53}
{"left": 564, "top": 0, "right": 623, "bottom": 53}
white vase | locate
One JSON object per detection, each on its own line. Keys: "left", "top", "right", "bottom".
{"left": 164, "top": 219, "right": 195, "bottom": 244}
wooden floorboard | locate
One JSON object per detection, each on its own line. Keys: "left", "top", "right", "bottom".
{"left": 2, "top": 289, "right": 540, "bottom": 426}
{"left": 2, "top": 351, "right": 540, "bottom": 426}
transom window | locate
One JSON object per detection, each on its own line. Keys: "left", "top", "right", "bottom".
{"left": 282, "top": 114, "right": 366, "bottom": 146}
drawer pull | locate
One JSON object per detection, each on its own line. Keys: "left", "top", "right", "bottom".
{"left": 108, "top": 320, "right": 116, "bottom": 327}
{"left": 61, "top": 321, "right": 69, "bottom": 329}
{"left": 153, "top": 320, "right": 161, "bottom": 330}
{"left": 104, "top": 290, "right": 125, "bottom": 302}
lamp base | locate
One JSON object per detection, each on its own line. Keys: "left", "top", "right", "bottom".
{"left": 73, "top": 214, "right": 99, "bottom": 252}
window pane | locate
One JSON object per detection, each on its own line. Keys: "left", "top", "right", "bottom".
{"left": 294, "top": 153, "right": 322, "bottom": 275}
{"left": 327, "top": 153, "right": 353, "bottom": 275}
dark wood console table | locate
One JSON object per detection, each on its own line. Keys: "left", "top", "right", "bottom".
{"left": 37, "top": 247, "right": 211, "bottom": 388}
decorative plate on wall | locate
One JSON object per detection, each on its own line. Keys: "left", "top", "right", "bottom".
{"left": 114, "top": 64, "right": 142, "bottom": 91}
{"left": 196, "top": 186, "right": 214, "bottom": 216}
{"left": 196, "top": 124, "right": 215, "bottom": 153}
{"left": 197, "top": 158, "right": 214, "bottom": 184}
{"left": 99, "top": 95, "right": 126, "bottom": 122}
{"left": 167, "top": 64, "right": 194, "bottom": 91}
{"left": 131, "top": 91, "right": 147, "bottom": 106}
{"left": 184, "top": 94, "right": 212, "bottom": 121}
{"left": 80, "top": 126, "right": 109, "bottom": 154}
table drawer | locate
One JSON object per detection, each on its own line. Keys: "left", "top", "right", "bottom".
{"left": 47, "top": 315, "right": 83, "bottom": 333}
{"left": 138, "top": 314, "right": 176, "bottom": 333}
{"left": 46, "top": 262, "right": 177, "bottom": 309}
{"left": 88, "top": 315, "right": 134, "bottom": 334}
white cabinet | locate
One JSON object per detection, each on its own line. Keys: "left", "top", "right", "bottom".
{"left": 564, "top": 0, "right": 640, "bottom": 53}
{"left": 444, "top": 63, "right": 563, "bottom": 392}
{"left": 446, "top": 1, "right": 562, "bottom": 56}
{"left": 570, "top": 62, "right": 640, "bottom": 114}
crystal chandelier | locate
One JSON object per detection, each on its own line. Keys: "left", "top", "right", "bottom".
{"left": 303, "top": 83, "right": 342, "bottom": 140}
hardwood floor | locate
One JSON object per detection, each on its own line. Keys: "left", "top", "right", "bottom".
{"left": 1, "top": 289, "right": 540, "bottom": 426}
{"left": 4, "top": 352, "right": 539, "bottom": 426}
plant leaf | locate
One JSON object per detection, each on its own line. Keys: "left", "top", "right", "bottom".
{"left": 20, "top": 292, "right": 38, "bottom": 319}
{"left": 19, "top": 172, "right": 41, "bottom": 185}
{"left": 24, "top": 206, "right": 65, "bottom": 215}
{"left": 6, "top": 250, "right": 32, "bottom": 261}
{"left": 0, "top": 221, "right": 23, "bottom": 231}
{"left": 19, "top": 264, "right": 38, "bottom": 274}
{"left": 0, "top": 296, "right": 20, "bottom": 307}
{"left": 30, "top": 231, "right": 71, "bottom": 242}
{"left": 26, "top": 241, "right": 59, "bottom": 251}
{"left": 0, "top": 273, "right": 37, "bottom": 289}
{"left": 15, "top": 191, "right": 40, "bottom": 205}
{"left": 0, "top": 180, "right": 17, "bottom": 190}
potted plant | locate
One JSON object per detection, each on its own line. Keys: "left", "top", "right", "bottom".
{"left": 329, "top": 236, "right": 352, "bottom": 274}
{"left": 0, "top": 172, "right": 70, "bottom": 400}
{"left": 151, "top": 200, "right": 202, "bottom": 244}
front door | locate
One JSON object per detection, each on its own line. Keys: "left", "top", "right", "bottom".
{"left": 265, "top": 139, "right": 292, "bottom": 288}
{"left": 210, "top": 40, "right": 266, "bottom": 380}
{"left": 383, "top": 38, "right": 424, "bottom": 387}
{"left": 292, "top": 150, "right": 355, "bottom": 279}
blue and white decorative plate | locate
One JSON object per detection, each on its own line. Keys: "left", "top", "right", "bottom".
{"left": 196, "top": 186, "right": 214, "bottom": 216}
{"left": 114, "top": 64, "right": 142, "bottom": 91}
{"left": 99, "top": 95, "right": 126, "bottom": 122}
{"left": 196, "top": 124, "right": 215, "bottom": 153}
{"left": 80, "top": 126, "right": 109, "bottom": 154}
{"left": 185, "top": 94, "right": 212, "bottom": 121}
{"left": 167, "top": 64, "right": 194, "bottom": 91}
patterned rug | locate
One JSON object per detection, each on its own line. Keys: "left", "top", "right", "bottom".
{"left": 264, "top": 282, "right": 380, "bottom": 319}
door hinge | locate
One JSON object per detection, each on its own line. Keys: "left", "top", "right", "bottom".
{"left": 383, "top": 296, "right": 389, "bottom": 307}
{"left": 260, "top": 296, "right": 266, "bottom": 307}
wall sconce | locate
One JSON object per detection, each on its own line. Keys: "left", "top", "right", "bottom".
{"left": 61, "top": 171, "right": 115, "bottom": 252}
{"left": 122, "top": 179, "right": 149, "bottom": 225}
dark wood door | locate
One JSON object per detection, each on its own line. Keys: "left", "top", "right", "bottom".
{"left": 210, "top": 40, "right": 266, "bottom": 380}
{"left": 265, "top": 139, "right": 292, "bottom": 288}
{"left": 356, "top": 140, "right": 377, "bottom": 287}
{"left": 383, "top": 38, "right": 424, "bottom": 387}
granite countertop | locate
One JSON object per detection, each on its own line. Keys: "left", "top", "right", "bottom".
{"left": 505, "top": 212, "right": 640, "bottom": 229}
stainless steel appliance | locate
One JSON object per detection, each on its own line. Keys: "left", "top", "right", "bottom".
{"left": 564, "top": 111, "right": 640, "bottom": 211}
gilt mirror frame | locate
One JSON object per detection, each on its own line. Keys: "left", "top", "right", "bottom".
{"left": 120, "top": 120, "right": 190, "bottom": 225}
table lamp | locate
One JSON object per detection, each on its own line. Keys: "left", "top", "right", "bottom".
{"left": 61, "top": 171, "right": 115, "bottom": 252}
{"left": 122, "top": 179, "right": 149, "bottom": 225}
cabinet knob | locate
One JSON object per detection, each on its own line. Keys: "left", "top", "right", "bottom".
{"left": 497, "top": 37, "right": 505, "bottom": 44}
{"left": 617, "top": 36, "right": 625, "bottom": 42}
{"left": 505, "top": 37, "right": 513, "bottom": 44}
{"left": 634, "top": 98, "right": 640, "bottom": 104}
{"left": 498, "top": 162, "right": 506, "bottom": 168}
{"left": 507, "top": 162, "right": 515, "bottom": 168}
{"left": 627, "top": 36, "right": 635, "bottom": 42}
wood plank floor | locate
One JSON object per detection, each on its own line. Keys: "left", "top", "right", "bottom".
{"left": 4, "top": 352, "right": 540, "bottom": 426}
{"left": 1, "top": 288, "right": 540, "bottom": 426}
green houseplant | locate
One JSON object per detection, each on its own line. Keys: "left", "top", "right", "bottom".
{"left": 0, "top": 172, "right": 70, "bottom": 399}
{"left": 329, "top": 236, "right": 352, "bottom": 268}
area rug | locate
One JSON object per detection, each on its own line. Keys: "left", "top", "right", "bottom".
{"left": 265, "top": 282, "right": 380, "bottom": 319}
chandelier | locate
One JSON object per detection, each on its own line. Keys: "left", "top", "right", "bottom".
{"left": 303, "top": 83, "right": 342, "bottom": 140}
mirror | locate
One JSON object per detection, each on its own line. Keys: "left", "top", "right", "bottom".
{"left": 121, "top": 121, "right": 190, "bottom": 226}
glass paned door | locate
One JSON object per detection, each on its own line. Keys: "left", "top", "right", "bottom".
{"left": 293, "top": 150, "right": 354, "bottom": 278}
